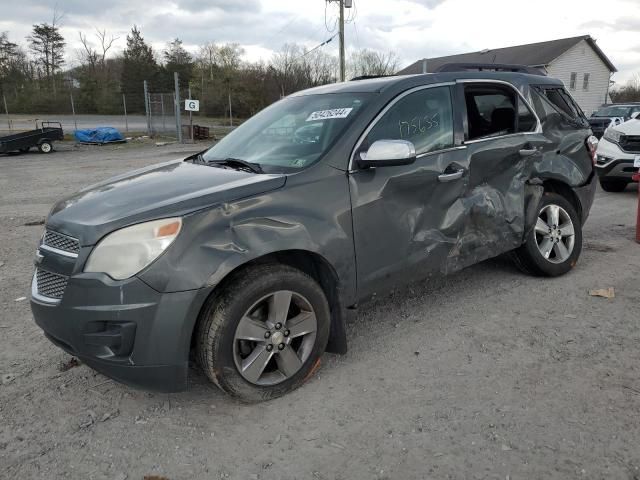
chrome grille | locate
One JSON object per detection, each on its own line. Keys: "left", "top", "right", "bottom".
{"left": 43, "top": 230, "right": 80, "bottom": 255}
{"left": 36, "top": 269, "right": 68, "bottom": 299}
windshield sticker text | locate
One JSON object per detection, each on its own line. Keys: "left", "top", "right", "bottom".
{"left": 306, "top": 108, "right": 353, "bottom": 122}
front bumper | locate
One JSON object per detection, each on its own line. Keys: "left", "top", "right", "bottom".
{"left": 31, "top": 272, "right": 211, "bottom": 392}
{"left": 595, "top": 138, "right": 640, "bottom": 182}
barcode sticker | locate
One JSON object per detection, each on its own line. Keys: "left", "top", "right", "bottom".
{"left": 306, "top": 108, "right": 353, "bottom": 122}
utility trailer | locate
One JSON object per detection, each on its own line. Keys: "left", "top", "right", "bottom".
{"left": 0, "top": 121, "right": 64, "bottom": 154}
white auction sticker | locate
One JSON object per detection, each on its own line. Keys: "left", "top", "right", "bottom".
{"left": 635, "top": 155, "right": 640, "bottom": 168}
{"left": 306, "top": 108, "right": 353, "bottom": 122}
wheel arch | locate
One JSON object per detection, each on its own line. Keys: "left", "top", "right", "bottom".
{"left": 190, "top": 249, "right": 349, "bottom": 358}
{"left": 541, "top": 179, "right": 583, "bottom": 221}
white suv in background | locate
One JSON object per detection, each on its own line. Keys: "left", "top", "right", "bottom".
{"left": 595, "top": 116, "right": 640, "bottom": 192}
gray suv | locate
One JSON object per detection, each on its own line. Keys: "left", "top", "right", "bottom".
{"left": 31, "top": 66, "right": 597, "bottom": 402}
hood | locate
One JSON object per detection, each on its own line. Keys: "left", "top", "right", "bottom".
{"left": 47, "top": 159, "right": 286, "bottom": 245}
{"left": 609, "top": 119, "right": 640, "bottom": 136}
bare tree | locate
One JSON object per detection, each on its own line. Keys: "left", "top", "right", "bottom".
{"left": 78, "top": 29, "right": 118, "bottom": 69}
{"left": 348, "top": 49, "right": 399, "bottom": 78}
{"left": 198, "top": 42, "right": 218, "bottom": 81}
{"left": 305, "top": 49, "right": 338, "bottom": 85}
{"left": 610, "top": 74, "right": 640, "bottom": 103}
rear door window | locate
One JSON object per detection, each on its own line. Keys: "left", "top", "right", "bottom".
{"left": 464, "top": 85, "right": 515, "bottom": 140}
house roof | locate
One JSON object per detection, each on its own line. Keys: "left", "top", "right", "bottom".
{"left": 397, "top": 35, "right": 617, "bottom": 75}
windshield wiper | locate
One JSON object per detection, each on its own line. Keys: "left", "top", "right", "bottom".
{"left": 205, "top": 157, "right": 263, "bottom": 174}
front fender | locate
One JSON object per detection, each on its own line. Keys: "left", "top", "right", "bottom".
{"left": 138, "top": 164, "right": 356, "bottom": 305}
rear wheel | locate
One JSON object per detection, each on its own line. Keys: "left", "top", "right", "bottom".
{"left": 38, "top": 141, "right": 53, "bottom": 154}
{"left": 599, "top": 179, "right": 628, "bottom": 192}
{"left": 196, "top": 264, "right": 330, "bottom": 402}
{"left": 512, "top": 192, "right": 582, "bottom": 277}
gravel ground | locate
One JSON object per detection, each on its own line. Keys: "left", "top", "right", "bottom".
{"left": 1, "top": 144, "right": 639, "bottom": 480}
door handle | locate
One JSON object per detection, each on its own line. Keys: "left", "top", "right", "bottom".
{"left": 519, "top": 148, "right": 538, "bottom": 157}
{"left": 438, "top": 168, "right": 465, "bottom": 182}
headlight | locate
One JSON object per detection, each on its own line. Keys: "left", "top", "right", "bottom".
{"left": 603, "top": 128, "right": 622, "bottom": 144}
{"left": 84, "top": 218, "right": 182, "bottom": 280}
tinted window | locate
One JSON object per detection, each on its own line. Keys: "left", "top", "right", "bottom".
{"left": 593, "top": 105, "right": 632, "bottom": 117}
{"left": 202, "top": 93, "right": 371, "bottom": 173}
{"left": 464, "top": 85, "right": 517, "bottom": 140}
{"left": 364, "top": 86, "right": 454, "bottom": 155}
{"left": 531, "top": 86, "right": 589, "bottom": 128}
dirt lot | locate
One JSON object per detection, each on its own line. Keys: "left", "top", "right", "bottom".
{"left": 1, "top": 144, "right": 639, "bottom": 480}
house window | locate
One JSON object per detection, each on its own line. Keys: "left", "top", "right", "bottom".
{"left": 569, "top": 72, "right": 577, "bottom": 90}
{"left": 583, "top": 73, "right": 590, "bottom": 91}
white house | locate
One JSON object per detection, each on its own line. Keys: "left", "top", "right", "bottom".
{"left": 397, "top": 36, "right": 617, "bottom": 115}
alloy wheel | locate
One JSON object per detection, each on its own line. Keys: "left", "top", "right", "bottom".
{"left": 534, "top": 204, "right": 575, "bottom": 264}
{"left": 233, "top": 290, "right": 317, "bottom": 386}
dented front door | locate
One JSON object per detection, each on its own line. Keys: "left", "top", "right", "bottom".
{"left": 348, "top": 85, "right": 472, "bottom": 298}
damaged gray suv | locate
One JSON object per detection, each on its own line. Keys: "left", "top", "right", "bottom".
{"left": 31, "top": 65, "right": 598, "bottom": 401}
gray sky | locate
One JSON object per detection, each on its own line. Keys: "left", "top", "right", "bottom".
{"left": 1, "top": 0, "right": 639, "bottom": 85}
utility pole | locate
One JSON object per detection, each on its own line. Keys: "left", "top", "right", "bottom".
{"left": 327, "top": 0, "right": 352, "bottom": 82}
{"left": 339, "top": 0, "right": 345, "bottom": 82}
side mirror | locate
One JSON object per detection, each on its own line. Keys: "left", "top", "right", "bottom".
{"left": 357, "top": 139, "right": 416, "bottom": 168}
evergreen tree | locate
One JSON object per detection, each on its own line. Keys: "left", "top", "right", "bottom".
{"left": 163, "top": 38, "right": 193, "bottom": 87}
{"left": 27, "top": 22, "right": 65, "bottom": 94}
{"left": 120, "top": 25, "right": 157, "bottom": 96}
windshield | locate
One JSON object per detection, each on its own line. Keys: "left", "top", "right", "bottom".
{"left": 592, "top": 106, "right": 631, "bottom": 117}
{"left": 202, "top": 93, "right": 371, "bottom": 173}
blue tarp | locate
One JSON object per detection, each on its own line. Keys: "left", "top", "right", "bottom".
{"left": 74, "top": 127, "right": 125, "bottom": 144}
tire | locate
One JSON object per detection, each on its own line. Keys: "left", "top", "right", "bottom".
{"left": 599, "top": 179, "right": 628, "bottom": 192}
{"left": 196, "top": 264, "right": 331, "bottom": 402}
{"left": 512, "top": 192, "right": 583, "bottom": 277}
{"left": 38, "top": 141, "right": 53, "bottom": 154}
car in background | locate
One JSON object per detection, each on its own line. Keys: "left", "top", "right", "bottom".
{"left": 588, "top": 104, "right": 640, "bottom": 139}
{"left": 595, "top": 116, "right": 640, "bottom": 191}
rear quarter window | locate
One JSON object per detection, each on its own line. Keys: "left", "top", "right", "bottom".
{"left": 531, "top": 86, "right": 589, "bottom": 129}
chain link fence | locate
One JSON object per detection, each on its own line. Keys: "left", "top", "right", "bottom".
{"left": 1, "top": 73, "right": 235, "bottom": 142}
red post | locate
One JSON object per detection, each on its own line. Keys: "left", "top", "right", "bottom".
{"left": 634, "top": 173, "right": 640, "bottom": 244}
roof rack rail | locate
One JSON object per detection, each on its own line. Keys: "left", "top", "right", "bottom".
{"left": 350, "top": 74, "right": 395, "bottom": 81}
{"left": 434, "top": 63, "right": 546, "bottom": 76}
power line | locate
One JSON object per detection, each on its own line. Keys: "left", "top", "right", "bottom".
{"left": 352, "top": 19, "right": 361, "bottom": 52}
{"left": 296, "top": 32, "right": 339, "bottom": 60}
{"left": 325, "top": 1, "right": 338, "bottom": 33}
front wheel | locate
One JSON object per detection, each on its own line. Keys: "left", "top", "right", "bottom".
{"left": 196, "top": 264, "right": 330, "bottom": 402}
{"left": 512, "top": 192, "right": 582, "bottom": 277}
{"left": 38, "top": 141, "right": 53, "bottom": 153}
